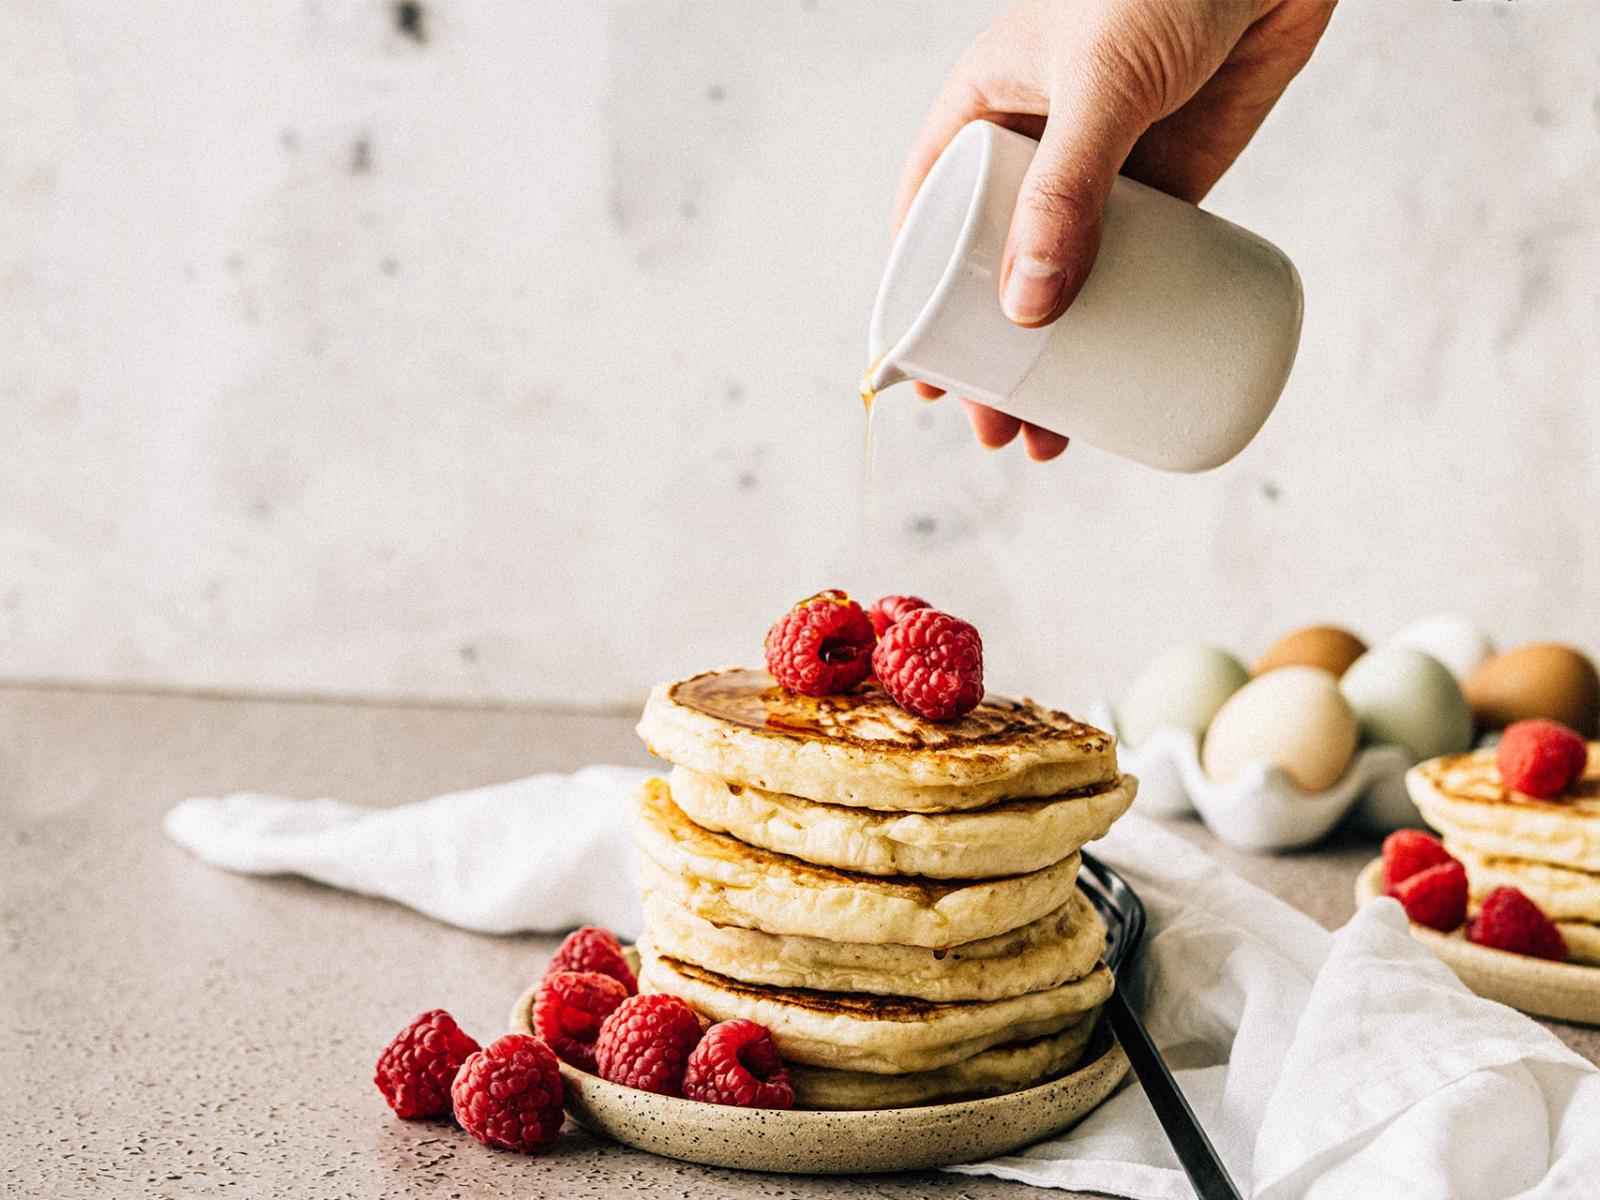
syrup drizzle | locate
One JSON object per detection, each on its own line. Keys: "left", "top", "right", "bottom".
{"left": 669, "top": 668, "right": 1088, "bottom": 749}
{"left": 859, "top": 356, "right": 883, "bottom": 546}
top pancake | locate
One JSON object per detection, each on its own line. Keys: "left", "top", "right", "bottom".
{"left": 637, "top": 667, "right": 1119, "bottom": 812}
{"left": 1409, "top": 745, "right": 1600, "bottom": 872}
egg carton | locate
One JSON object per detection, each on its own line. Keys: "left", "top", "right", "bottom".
{"left": 1088, "top": 704, "right": 1420, "bottom": 852}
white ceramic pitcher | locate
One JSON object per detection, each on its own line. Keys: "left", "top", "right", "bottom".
{"left": 866, "top": 120, "right": 1303, "bottom": 472}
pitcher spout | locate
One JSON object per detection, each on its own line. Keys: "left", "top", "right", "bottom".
{"left": 861, "top": 355, "right": 909, "bottom": 399}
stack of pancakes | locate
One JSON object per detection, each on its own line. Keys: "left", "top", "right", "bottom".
{"left": 631, "top": 667, "right": 1136, "bottom": 1109}
{"left": 1410, "top": 743, "right": 1600, "bottom": 962}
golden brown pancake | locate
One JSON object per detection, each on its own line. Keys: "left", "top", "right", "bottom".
{"left": 637, "top": 668, "right": 1118, "bottom": 812}
{"left": 788, "top": 1017, "right": 1100, "bottom": 1110}
{"left": 667, "top": 763, "right": 1136, "bottom": 878}
{"left": 1409, "top": 746, "right": 1600, "bottom": 872}
{"left": 639, "top": 886, "right": 1107, "bottom": 1002}
{"left": 636, "top": 942, "right": 1113, "bottom": 1074}
{"left": 632, "top": 777, "right": 1082, "bottom": 948}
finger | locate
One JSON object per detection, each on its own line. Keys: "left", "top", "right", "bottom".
{"left": 913, "top": 382, "right": 945, "bottom": 402}
{"left": 894, "top": 108, "right": 1048, "bottom": 235}
{"left": 891, "top": 22, "right": 1050, "bottom": 234}
{"left": 962, "top": 399, "right": 1022, "bottom": 449}
{"left": 999, "top": 72, "right": 1157, "bottom": 328}
{"left": 1022, "top": 423, "right": 1070, "bottom": 462}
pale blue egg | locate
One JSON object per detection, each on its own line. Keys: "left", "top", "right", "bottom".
{"left": 1118, "top": 644, "right": 1249, "bottom": 748}
{"left": 1339, "top": 646, "right": 1474, "bottom": 763}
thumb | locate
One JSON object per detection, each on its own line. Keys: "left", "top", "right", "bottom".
{"left": 999, "top": 85, "right": 1153, "bottom": 328}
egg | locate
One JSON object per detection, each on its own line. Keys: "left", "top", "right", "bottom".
{"left": 1338, "top": 646, "right": 1473, "bottom": 763}
{"left": 1464, "top": 643, "right": 1600, "bottom": 737}
{"left": 1253, "top": 626, "right": 1368, "bottom": 679}
{"left": 1384, "top": 613, "right": 1494, "bottom": 684}
{"left": 1117, "top": 644, "right": 1249, "bottom": 748}
{"left": 1202, "top": 665, "right": 1360, "bottom": 792}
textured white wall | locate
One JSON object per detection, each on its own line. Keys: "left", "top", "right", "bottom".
{"left": 3, "top": 0, "right": 1598, "bottom": 712}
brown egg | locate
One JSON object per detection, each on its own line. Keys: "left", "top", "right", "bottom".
{"left": 1464, "top": 643, "right": 1600, "bottom": 737}
{"left": 1253, "top": 626, "right": 1368, "bottom": 679}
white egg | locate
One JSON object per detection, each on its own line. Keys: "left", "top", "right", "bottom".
{"left": 1117, "top": 644, "right": 1249, "bottom": 748}
{"left": 1339, "top": 646, "right": 1474, "bottom": 763}
{"left": 1385, "top": 613, "right": 1495, "bottom": 685}
{"left": 1202, "top": 666, "right": 1359, "bottom": 792}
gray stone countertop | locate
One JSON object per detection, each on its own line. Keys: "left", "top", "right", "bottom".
{"left": 4, "top": 684, "right": 1596, "bottom": 1199}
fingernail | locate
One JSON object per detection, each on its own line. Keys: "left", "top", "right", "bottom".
{"left": 1002, "top": 256, "right": 1065, "bottom": 325}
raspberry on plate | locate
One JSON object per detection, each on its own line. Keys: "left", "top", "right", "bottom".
{"left": 593, "top": 993, "right": 704, "bottom": 1096}
{"left": 534, "top": 970, "right": 629, "bottom": 1073}
{"left": 1497, "top": 719, "right": 1588, "bottom": 799}
{"left": 1469, "top": 886, "right": 1567, "bottom": 961}
{"left": 1392, "top": 859, "right": 1468, "bottom": 932}
{"left": 1381, "top": 828, "right": 1456, "bottom": 897}
{"left": 764, "top": 590, "right": 876, "bottom": 696}
{"left": 545, "top": 926, "right": 637, "bottom": 994}
{"left": 867, "top": 594, "right": 931, "bottom": 639}
{"left": 451, "top": 1034, "right": 565, "bottom": 1153}
{"left": 681, "top": 1019, "right": 794, "bottom": 1110}
{"left": 872, "top": 607, "right": 984, "bottom": 721}
{"left": 374, "top": 1008, "right": 481, "bottom": 1120}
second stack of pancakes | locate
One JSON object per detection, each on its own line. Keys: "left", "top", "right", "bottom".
{"left": 632, "top": 667, "right": 1137, "bottom": 1109}
{"left": 1411, "top": 743, "right": 1600, "bottom": 962}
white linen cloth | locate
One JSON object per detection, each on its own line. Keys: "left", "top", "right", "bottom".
{"left": 165, "top": 768, "right": 1600, "bottom": 1199}
{"left": 164, "top": 766, "right": 646, "bottom": 940}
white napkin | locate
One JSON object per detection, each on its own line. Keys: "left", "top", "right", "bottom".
{"left": 163, "top": 766, "right": 648, "bottom": 939}
{"left": 165, "top": 769, "right": 1600, "bottom": 1198}
{"left": 951, "top": 815, "right": 1600, "bottom": 1198}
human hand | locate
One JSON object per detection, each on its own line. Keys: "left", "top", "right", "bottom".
{"left": 894, "top": 0, "right": 1334, "bottom": 460}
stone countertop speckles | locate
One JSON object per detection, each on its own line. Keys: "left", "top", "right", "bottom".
{"left": 4, "top": 684, "right": 1598, "bottom": 1198}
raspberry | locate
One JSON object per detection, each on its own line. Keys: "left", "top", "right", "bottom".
{"left": 764, "top": 590, "right": 876, "bottom": 697}
{"left": 1469, "top": 886, "right": 1567, "bottom": 961}
{"left": 871, "top": 608, "right": 984, "bottom": 721}
{"left": 867, "top": 594, "right": 931, "bottom": 639}
{"left": 374, "top": 1009, "right": 481, "bottom": 1120}
{"left": 1497, "top": 719, "right": 1588, "bottom": 799}
{"left": 1392, "top": 860, "right": 1468, "bottom": 932}
{"left": 533, "top": 971, "right": 629, "bottom": 1073}
{"left": 451, "top": 1034, "right": 565, "bottom": 1153}
{"left": 592, "top": 993, "right": 703, "bottom": 1096}
{"left": 1381, "top": 829, "right": 1456, "bottom": 897}
{"left": 545, "top": 926, "right": 637, "bottom": 994}
{"left": 681, "top": 1019, "right": 794, "bottom": 1109}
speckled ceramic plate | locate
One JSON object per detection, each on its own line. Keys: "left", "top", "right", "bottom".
{"left": 1355, "top": 857, "right": 1600, "bottom": 1025}
{"left": 508, "top": 981, "right": 1129, "bottom": 1174}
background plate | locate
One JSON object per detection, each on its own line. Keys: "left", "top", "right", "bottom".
{"left": 1355, "top": 857, "right": 1600, "bottom": 1026}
